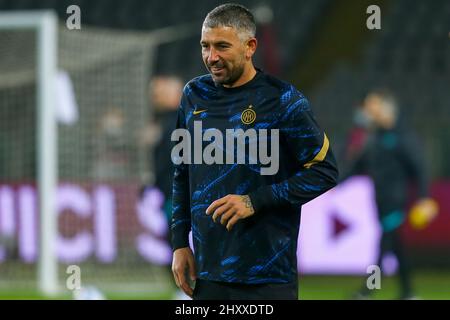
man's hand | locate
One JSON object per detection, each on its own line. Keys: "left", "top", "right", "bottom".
{"left": 172, "top": 247, "right": 196, "bottom": 298}
{"left": 206, "top": 195, "right": 255, "bottom": 231}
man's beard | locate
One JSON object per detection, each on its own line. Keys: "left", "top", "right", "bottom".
{"left": 208, "top": 61, "right": 245, "bottom": 87}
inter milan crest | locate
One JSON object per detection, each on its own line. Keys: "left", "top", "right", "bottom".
{"left": 241, "top": 105, "right": 256, "bottom": 125}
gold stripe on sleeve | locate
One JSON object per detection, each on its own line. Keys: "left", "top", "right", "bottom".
{"left": 303, "top": 133, "right": 329, "bottom": 169}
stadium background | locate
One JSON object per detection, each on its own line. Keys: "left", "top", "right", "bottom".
{"left": 0, "top": 0, "right": 449, "bottom": 299}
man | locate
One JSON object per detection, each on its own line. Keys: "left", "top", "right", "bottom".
{"left": 148, "top": 76, "right": 183, "bottom": 214}
{"left": 143, "top": 75, "right": 189, "bottom": 299}
{"left": 171, "top": 3, "right": 338, "bottom": 300}
{"left": 345, "top": 89, "right": 433, "bottom": 299}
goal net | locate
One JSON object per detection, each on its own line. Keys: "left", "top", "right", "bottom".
{"left": 0, "top": 11, "right": 176, "bottom": 298}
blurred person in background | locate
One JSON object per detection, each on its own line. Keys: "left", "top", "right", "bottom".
{"left": 342, "top": 88, "right": 437, "bottom": 300}
{"left": 139, "top": 75, "right": 186, "bottom": 299}
{"left": 141, "top": 76, "right": 183, "bottom": 218}
{"left": 171, "top": 3, "right": 338, "bottom": 300}
{"left": 342, "top": 103, "right": 371, "bottom": 163}
{"left": 92, "top": 107, "right": 132, "bottom": 181}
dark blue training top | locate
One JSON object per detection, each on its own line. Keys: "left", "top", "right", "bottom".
{"left": 171, "top": 70, "right": 338, "bottom": 284}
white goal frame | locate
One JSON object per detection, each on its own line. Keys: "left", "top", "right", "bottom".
{"left": 0, "top": 11, "right": 58, "bottom": 296}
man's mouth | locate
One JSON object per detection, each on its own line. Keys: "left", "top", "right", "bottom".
{"left": 210, "top": 65, "right": 224, "bottom": 74}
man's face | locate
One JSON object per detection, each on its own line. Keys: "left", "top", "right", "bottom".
{"left": 149, "top": 77, "right": 182, "bottom": 111}
{"left": 363, "top": 94, "right": 383, "bottom": 124}
{"left": 363, "top": 93, "right": 393, "bottom": 128}
{"left": 200, "top": 26, "right": 251, "bottom": 86}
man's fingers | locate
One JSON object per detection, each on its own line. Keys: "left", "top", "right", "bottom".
{"left": 172, "top": 248, "right": 195, "bottom": 298}
{"left": 181, "top": 282, "right": 194, "bottom": 298}
{"left": 187, "top": 255, "right": 197, "bottom": 281}
{"left": 173, "top": 265, "right": 185, "bottom": 288}
{"left": 220, "top": 209, "right": 235, "bottom": 226}
{"left": 206, "top": 196, "right": 229, "bottom": 215}
{"left": 176, "top": 268, "right": 193, "bottom": 297}
{"left": 226, "top": 214, "right": 240, "bottom": 231}
{"left": 172, "top": 269, "right": 180, "bottom": 287}
{"left": 212, "top": 203, "right": 233, "bottom": 222}
{"left": 176, "top": 268, "right": 192, "bottom": 295}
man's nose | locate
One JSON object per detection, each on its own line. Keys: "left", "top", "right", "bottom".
{"left": 207, "top": 48, "right": 219, "bottom": 64}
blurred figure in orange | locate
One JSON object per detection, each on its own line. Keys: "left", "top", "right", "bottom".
{"left": 343, "top": 88, "right": 435, "bottom": 299}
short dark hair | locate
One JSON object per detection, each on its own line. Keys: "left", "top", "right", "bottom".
{"left": 203, "top": 3, "right": 256, "bottom": 40}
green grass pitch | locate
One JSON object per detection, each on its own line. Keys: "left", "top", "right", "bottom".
{"left": 0, "top": 271, "right": 449, "bottom": 300}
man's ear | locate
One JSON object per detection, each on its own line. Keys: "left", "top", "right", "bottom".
{"left": 246, "top": 38, "right": 257, "bottom": 59}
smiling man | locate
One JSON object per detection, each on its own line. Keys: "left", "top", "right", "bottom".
{"left": 201, "top": 13, "right": 256, "bottom": 87}
{"left": 170, "top": 3, "right": 338, "bottom": 300}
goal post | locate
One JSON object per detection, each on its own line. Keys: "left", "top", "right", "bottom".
{"left": 0, "top": 11, "right": 59, "bottom": 296}
{"left": 0, "top": 10, "right": 198, "bottom": 298}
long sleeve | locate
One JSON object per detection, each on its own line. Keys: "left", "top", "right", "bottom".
{"left": 248, "top": 94, "right": 339, "bottom": 211}
{"left": 400, "top": 132, "right": 429, "bottom": 198}
{"left": 170, "top": 102, "right": 192, "bottom": 250}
